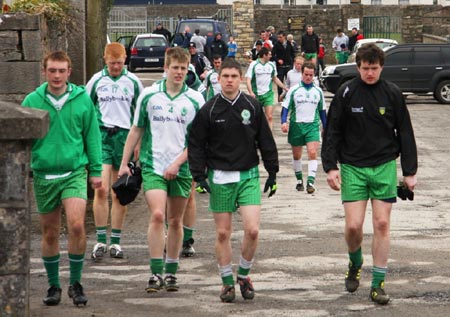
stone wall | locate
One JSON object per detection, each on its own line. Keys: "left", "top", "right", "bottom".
{"left": 0, "top": 2, "right": 85, "bottom": 103}
{"left": 0, "top": 101, "right": 48, "bottom": 317}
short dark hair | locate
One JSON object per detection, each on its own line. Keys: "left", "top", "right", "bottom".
{"left": 213, "top": 54, "right": 222, "bottom": 61}
{"left": 302, "top": 61, "right": 315, "bottom": 73}
{"left": 355, "top": 43, "right": 385, "bottom": 67}
{"left": 219, "top": 58, "right": 242, "bottom": 76}
{"left": 43, "top": 51, "right": 72, "bottom": 69}
{"left": 277, "top": 30, "right": 286, "bottom": 37}
{"left": 258, "top": 47, "right": 270, "bottom": 58}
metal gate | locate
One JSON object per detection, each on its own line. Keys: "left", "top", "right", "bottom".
{"left": 108, "top": 7, "right": 147, "bottom": 41}
{"left": 363, "top": 16, "right": 401, "bottom": 43}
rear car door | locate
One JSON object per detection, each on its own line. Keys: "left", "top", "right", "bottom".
{"left": 411, "top": 46, "right": 446, "bottom": 93}
{"left": 382, "top": 47, "right": 413, "bottom": 90}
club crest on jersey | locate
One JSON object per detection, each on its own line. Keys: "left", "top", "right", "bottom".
{"left": 379, "top": 107, "right": 386, "bottom": 115}
{"left": 181, "top": 106, "right": 187, "bottom": 116}
{"left": 241, "top": 109, "right": 251, "bottom": 125}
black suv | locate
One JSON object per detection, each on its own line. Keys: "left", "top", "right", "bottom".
{"left": 320, "top": 43, "right": 450, "bottom": 104}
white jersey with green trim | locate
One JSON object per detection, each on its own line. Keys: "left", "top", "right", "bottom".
{"left": 86, "top": 68, "right": 143, "bottom": 129}
{"left": 135, "top": 80, "right": 205, "bottom": 177}
{"left": 282, "top": 82, "right": 326, "bottom": 124}
{"left": 204, "top": 69, "right": 221, "bottom": 100}
{"left": 245, "top": 59, "right": 277, "bottom": 96}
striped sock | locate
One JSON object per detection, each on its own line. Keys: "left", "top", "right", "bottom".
{"left": 237, "top": 255, "right": 253, "bottom": 279}
{"left": 372, "top": 266, "right": 387, "bottom": 288}
{"left": 96, "top": 226, "right": 107, "bottom": 244}
{"left": 150, "top": 258, "right": 164, "bottom": 275}
{"left": 165, "top": 257, "right": 179, "bottom": 275}
{"left": 219, "top": 263, "right": 234, "bottom": 286}
{"left": 183, "top": 226, "right": 194, "bottom": 242}
{"left": 110, "top": 228, "right": 121, "bottom": 245}
{"left": 69, "top": 253, "right": 85, "bottom": 285}
{"left": 43, "top": 254, "right": 60, "bottom": 288}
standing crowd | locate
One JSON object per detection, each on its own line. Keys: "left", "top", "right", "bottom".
{"left": 25, "top": 23, "right": 416, "bottom": 309}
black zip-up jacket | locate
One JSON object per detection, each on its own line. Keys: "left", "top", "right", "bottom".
{"left": 188, "top": 92, "right": 279, "bottom": 181}
{"left": 321, "top": 77, "right": 417, "bottom": 176}
{"left": 272, "top": 41, "right": 295, "bottom": 67}
{"left": 301, "top": 32, "right": 320, "bottom": 54}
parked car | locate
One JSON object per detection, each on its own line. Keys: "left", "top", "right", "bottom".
{"left": 119, "top": 33, "right": 168, "bottom": 72}
{"left": 347, "top": 38, "right": 398, "bottom": 63}
{"left": 171, "top": 19, "right": 231, "bottom": 47}
{"left": 320, "top": 43, "right": 450, "bottom": 104}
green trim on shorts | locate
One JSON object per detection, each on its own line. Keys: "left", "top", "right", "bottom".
{"left": 256, "top": 90, "right": 275, "bottom": 107}
{"left": 101, "top": 128, "right": 129, "bottom": 170}
{"left": 340, "top": 160, "right": 397, "bottom": 202}
{"left": 304, "top": 53, "right": 317, "bottom": 60}
{"left": 288, "top": 122, "right": 320, "bottom": 146}
{"left": 33, "top": 168, "right": 87, "bottom": 214}
{"left": 142, "top": 170, "right": 192, "bottom": 198}
{"left": 208, "top": 177, "right": 261, "bottom": 213}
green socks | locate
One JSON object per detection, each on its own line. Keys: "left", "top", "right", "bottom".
{"left": 43, "top": 254, "right": 61, "bottom": 288}
{"left": 165, "top": 257, "right": 179, "bottom": 275}
{"left": 219, "top": 264, "right": 234, "bottom": 286}
{"left": 349, "top": 247, "right": 363, "bottom": 268}
{"left": 183, "top": 226, "right": 194, "bottom": 242}
{"left": 150, "top": 258, "right": 164, "bottom": 275}
{"left": 69, "top": 253, "right": 85, "bottom": 285}
{"left": 372, "top": 266, "right": 387, "bottom": 288}
{"left": 110, "top": 228, "right": 122, "bottom": 245}
{"left": 95, "top": 226, "right": 107, "bottom": 244}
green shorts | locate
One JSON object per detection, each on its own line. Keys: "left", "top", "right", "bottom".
{"left": 288, "top": 122, "right": 320, "bottom": 146}
{"left": 256, "top": 90, "right": 275, "bottom": 107}
{"left": 142, "top": 170, "right": 192, "bottom": 198}
{"left": 101, "top": 128, "right": 129, "bottom": 169}
{"left": 33, "top": 168, "right": 87, "bottom": 214}
{"left": 304, "top": 53, "right": 317, "bottom": 60}
{"left": 340, "top": 160, "right": 397, "bottom": 202}
{"left": 208, "top": 177, "right": 261, "bottom": 213}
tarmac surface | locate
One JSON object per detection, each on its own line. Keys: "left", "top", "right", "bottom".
{"left": 29, "top": 71, "right": 450, "bottom": 316}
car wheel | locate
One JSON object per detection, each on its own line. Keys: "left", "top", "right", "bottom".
{"left": 434, "top": 80, "right": 450, "bottom": 104}
{"left": 128, "top": 63, "right": 136, "bottom": 72}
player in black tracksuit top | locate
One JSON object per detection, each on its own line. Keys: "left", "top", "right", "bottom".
{"left": 321, "top": 43, "right": 417, "bottom": 306}
{"left": 187, "top": 58, "right": 278, "bottom": 303}
{"left": 321, "top": 76, "right": 417, "bottom": 174}
{"left": 188, "top": 91, "right": 279, "bottom": 182}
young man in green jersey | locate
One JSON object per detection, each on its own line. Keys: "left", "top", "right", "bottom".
{"left": 86, "top": 42, "right": 143, "bottom": 262}
{"left": 22, "top": 51, "right": 102, "bottom": 307}
{"left": 322, "top": 43, "right": 417, "bottom": 305}
{"left": 245, "top": 47, "right": 288, "bottom": 129}
{"left": 281, "top": 62, "right": 327, "bottom": 194}
{"left": 118, "top": 47, "right": 205, "bottom": 292}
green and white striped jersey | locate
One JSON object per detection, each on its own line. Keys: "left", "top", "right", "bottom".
{"left": 204, "top": 69, "right": 221, "bottom": 100}
{"left": 245, "top": 59, "right": 277, "bottom": 96}
{"left": 135, "top": 80, "right": 205, "bottom": 177}
{"left": 281, "top": 82, "right": 326, "bottom": 124}
{"left": 86, "top": 67, "right": 143, "bottom": 129}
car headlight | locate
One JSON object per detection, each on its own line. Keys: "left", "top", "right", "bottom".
{"left": 322, "top": 66, "right": 336, "bottom": 76}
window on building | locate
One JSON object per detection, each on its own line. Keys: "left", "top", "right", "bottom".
{"left": 399, "top": 0, "right": 409, "bottom": 4}
{"left": 371, "top": 0, "right": 382, "bottom": 4}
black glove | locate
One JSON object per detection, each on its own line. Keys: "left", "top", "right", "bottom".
{"left": 263, "top": 174, "right": 277, "bottom": 197}
{"left": 195, "top": 179, "right": 211, "bottom": 194}
{"left": 397, "top": 181, "right": 414, "bottom": 201}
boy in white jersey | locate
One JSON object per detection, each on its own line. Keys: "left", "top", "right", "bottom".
{"left": 86, "top": 43, "right": 144, "bottom": 261}
{"left": 246, "top": 47, "right": 287, "bottom": 129}
{"left": 204, "top": 55, "right": 222, "bottom": 100}
{"left": 281, "top": 62, "right": 327, "bottom": 193}
{"left": 118, "top": 47, "right": 205, "bottom": 293}
{"left": 279, "top": 55, "right": 304, "bottom": 102}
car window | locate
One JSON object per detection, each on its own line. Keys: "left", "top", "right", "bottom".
{"left": 178, "top": 21, "right": 213, "bottom": 37}
{"left": 135, "top": 38, "right": 167, "bottom": 48}
{"left": 414, "top": 51, "right": 441, "bottom": 65}
{"left": 385, "top": 51, "right": 411, "bottom": 66}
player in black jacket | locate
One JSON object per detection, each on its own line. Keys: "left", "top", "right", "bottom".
{"left": 322, "top": 43, "right": 417, "bottom": 305}
{"left": 188, "top": 58, "right": 278, "bottom": 303}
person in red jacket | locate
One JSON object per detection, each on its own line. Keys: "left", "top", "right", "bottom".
{"left": 317, "top": 37, "right": 326, "bottom": 74}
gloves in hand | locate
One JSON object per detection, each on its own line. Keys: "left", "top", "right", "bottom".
{"left": 263, "top": 174, "right": 277, "bottom": 197}
{"left": 195, "top": 179, "right": 211, "bottom": 194}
